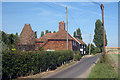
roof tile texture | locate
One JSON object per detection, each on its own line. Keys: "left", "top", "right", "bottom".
{"left": 18, "top": 24, "right": 35, "bottom": 45}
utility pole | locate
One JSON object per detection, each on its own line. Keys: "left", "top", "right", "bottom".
{"left": 66, "top": 6, "right": 68, "bottom": 50}
{"left": 101, "top": 3, "right": 106, "bottom": 57}
{"left": 89, "top": 34, "right": 91, "bottom": 55}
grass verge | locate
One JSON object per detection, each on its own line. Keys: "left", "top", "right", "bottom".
{"left": 88, "top": 54, "right": 118, "bottom": 78}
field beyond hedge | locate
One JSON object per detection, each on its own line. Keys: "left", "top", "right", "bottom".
{"left": 2, "top": 50, "right": 75, "bottom": 79}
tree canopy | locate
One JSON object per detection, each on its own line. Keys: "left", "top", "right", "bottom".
{"left": 53, "top": 31, "right": 56, "bottom": 33}
{"left": 73, "top": 31, "right": 76, "bottom": 37}
{"left": 41, "top": 31, "right": 44, "bottom": 37}
{"left": 1, "top": 31, "right": 19, "bottom": 50}
{"left": 77, "top": 28, "right": 82, "bottom": 40}
{"left": 45, "top": 30, "right": 49, "bottom": 34}
{"left": 49, "top": 31, "right": 51, "bottom": 33}
{"left": 93, "top": 19, "right": 107, "bottom": 52}
{"left": 73, "top": 28, "right": 82, "bottom": 40}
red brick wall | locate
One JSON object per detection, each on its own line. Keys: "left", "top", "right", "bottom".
{"left": 43, "top": 40, "right": 72, "bottom": 51}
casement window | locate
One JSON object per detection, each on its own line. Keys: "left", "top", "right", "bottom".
{"left": 84, "top": 51, "right": 86, "bottom": 54}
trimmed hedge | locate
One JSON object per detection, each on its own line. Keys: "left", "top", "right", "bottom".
{"left": 2, "top": 50, "right": 73, "bottom": 79}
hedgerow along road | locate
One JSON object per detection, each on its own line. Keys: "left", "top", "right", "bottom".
{"left": 44, "top": 54, "right": 102, "bottom": 78}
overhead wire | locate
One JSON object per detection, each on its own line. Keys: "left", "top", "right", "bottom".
{"left": 90, "top": 0, "right": 101, "bottom": 6}
{"left": 43, "top": 1, "right": 101, "bottom": 36}
{"left": 43, "top": 2, "right": 66, "bottom": 19}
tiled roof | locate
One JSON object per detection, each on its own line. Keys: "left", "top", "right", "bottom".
{"left": 49, "top": 29, "right": 73, "bottom": 40}
{"left": 37, "top": 29, "right": 86, "bottom": 46}
{"left": 18, "top": 24, "right": 35, "bottom": 45}
{"left": 37, "top": 33, "right": 56, "bottom": 41}
{"left": 37, "top": 29, "right": 74, "bottom": 47}
{"left": 74, "top": 37, "right": 86, "bottom": 45}
{"left": 38, "top": 30, "right": 73, "bottom": 41}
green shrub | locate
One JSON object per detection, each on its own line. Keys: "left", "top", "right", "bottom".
{"left": 74, "top": 51, "right": 81, "bottom": 61}
{"left": 2, "top": 50, "right": 74, "bottom": 79}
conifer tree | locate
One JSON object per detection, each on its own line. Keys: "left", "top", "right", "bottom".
{"left": 93, "top": 19, "right": 107, "bottom": 52}
{"left": 73, "top": 31, "right": 76, "bottom": 37}
{"left": 45, "top": 30, "right": 49, "bottom": 34}
{"left": 77, "top": 28, "right": 82, "bottom": 40}
{"left": 41, "top": 31, "right": 44, "bottom": 37}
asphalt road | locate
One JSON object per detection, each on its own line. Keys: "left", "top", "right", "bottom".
{"left": 45, "top": 54, "right": 102, "bottom": 78}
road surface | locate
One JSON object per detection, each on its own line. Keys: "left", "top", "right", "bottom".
{"left": 44, "top": 54, "right": 101, "bottom": 78}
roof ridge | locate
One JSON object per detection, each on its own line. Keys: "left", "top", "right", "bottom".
{"left": 38, "top": 32, "right": 56, "bottom": 41}
{"left": 74, "top": 37, "right": 86, "bottom": 45}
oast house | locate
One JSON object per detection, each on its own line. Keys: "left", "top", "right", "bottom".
{"left": 17, "top": 21, "right": 87, "bottom": 55}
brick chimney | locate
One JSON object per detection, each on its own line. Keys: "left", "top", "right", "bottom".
{"left": 59, "top": 21, "right": 65, "bottom": 31}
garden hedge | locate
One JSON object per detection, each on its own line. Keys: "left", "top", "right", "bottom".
{"left": 74, "top": 51, "right": 81, "bottom": 61}
{"left": 2, "top": 50, "right": 73, "bottom": 79}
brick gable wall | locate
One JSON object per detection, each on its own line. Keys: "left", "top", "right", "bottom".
{"left": 43, "top": 40, "right": 72, "bottom": 51}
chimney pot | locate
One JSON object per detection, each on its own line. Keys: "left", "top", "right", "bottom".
{"left": 59, "top": 21, "right": 65, "bottom": 31}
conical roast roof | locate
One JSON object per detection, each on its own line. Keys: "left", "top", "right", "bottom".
{"left": 18, "top": 24, "right": 35, "bottom": 45}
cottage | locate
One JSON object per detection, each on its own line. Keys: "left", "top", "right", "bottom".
{"left": 36, "top": 21, "right": 87, "bottom": 55}
{"left": 17, "top": 21, "right": 87, "bottom": 55}
{"left": 73, "top": 37, "right": 87, "bottom": 56}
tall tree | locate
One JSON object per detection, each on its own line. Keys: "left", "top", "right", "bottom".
{"left": 76, "top": 28, "right": 82, "bottom": 40}
{"left": 41, "top": 31, "right": 44, "bottom": 37}
{"left": 73, "top": 31, "right": 76, "bottom": 37}
{"left": 93, "top": 19, "right": 107, "bottom": 52}
{"left": 53, "top": 31, "right": 56, "bottom": 33}
{"left": 45, "top": 30, "right": 49, "bottom": 34}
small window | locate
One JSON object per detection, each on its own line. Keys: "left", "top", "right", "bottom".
{"left": 84, "top": 51, "right": 86, "bottom": 54}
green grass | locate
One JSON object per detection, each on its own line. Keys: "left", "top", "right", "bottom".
{"left": 88, "top": 54, "right": 118, "bottom": 78}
